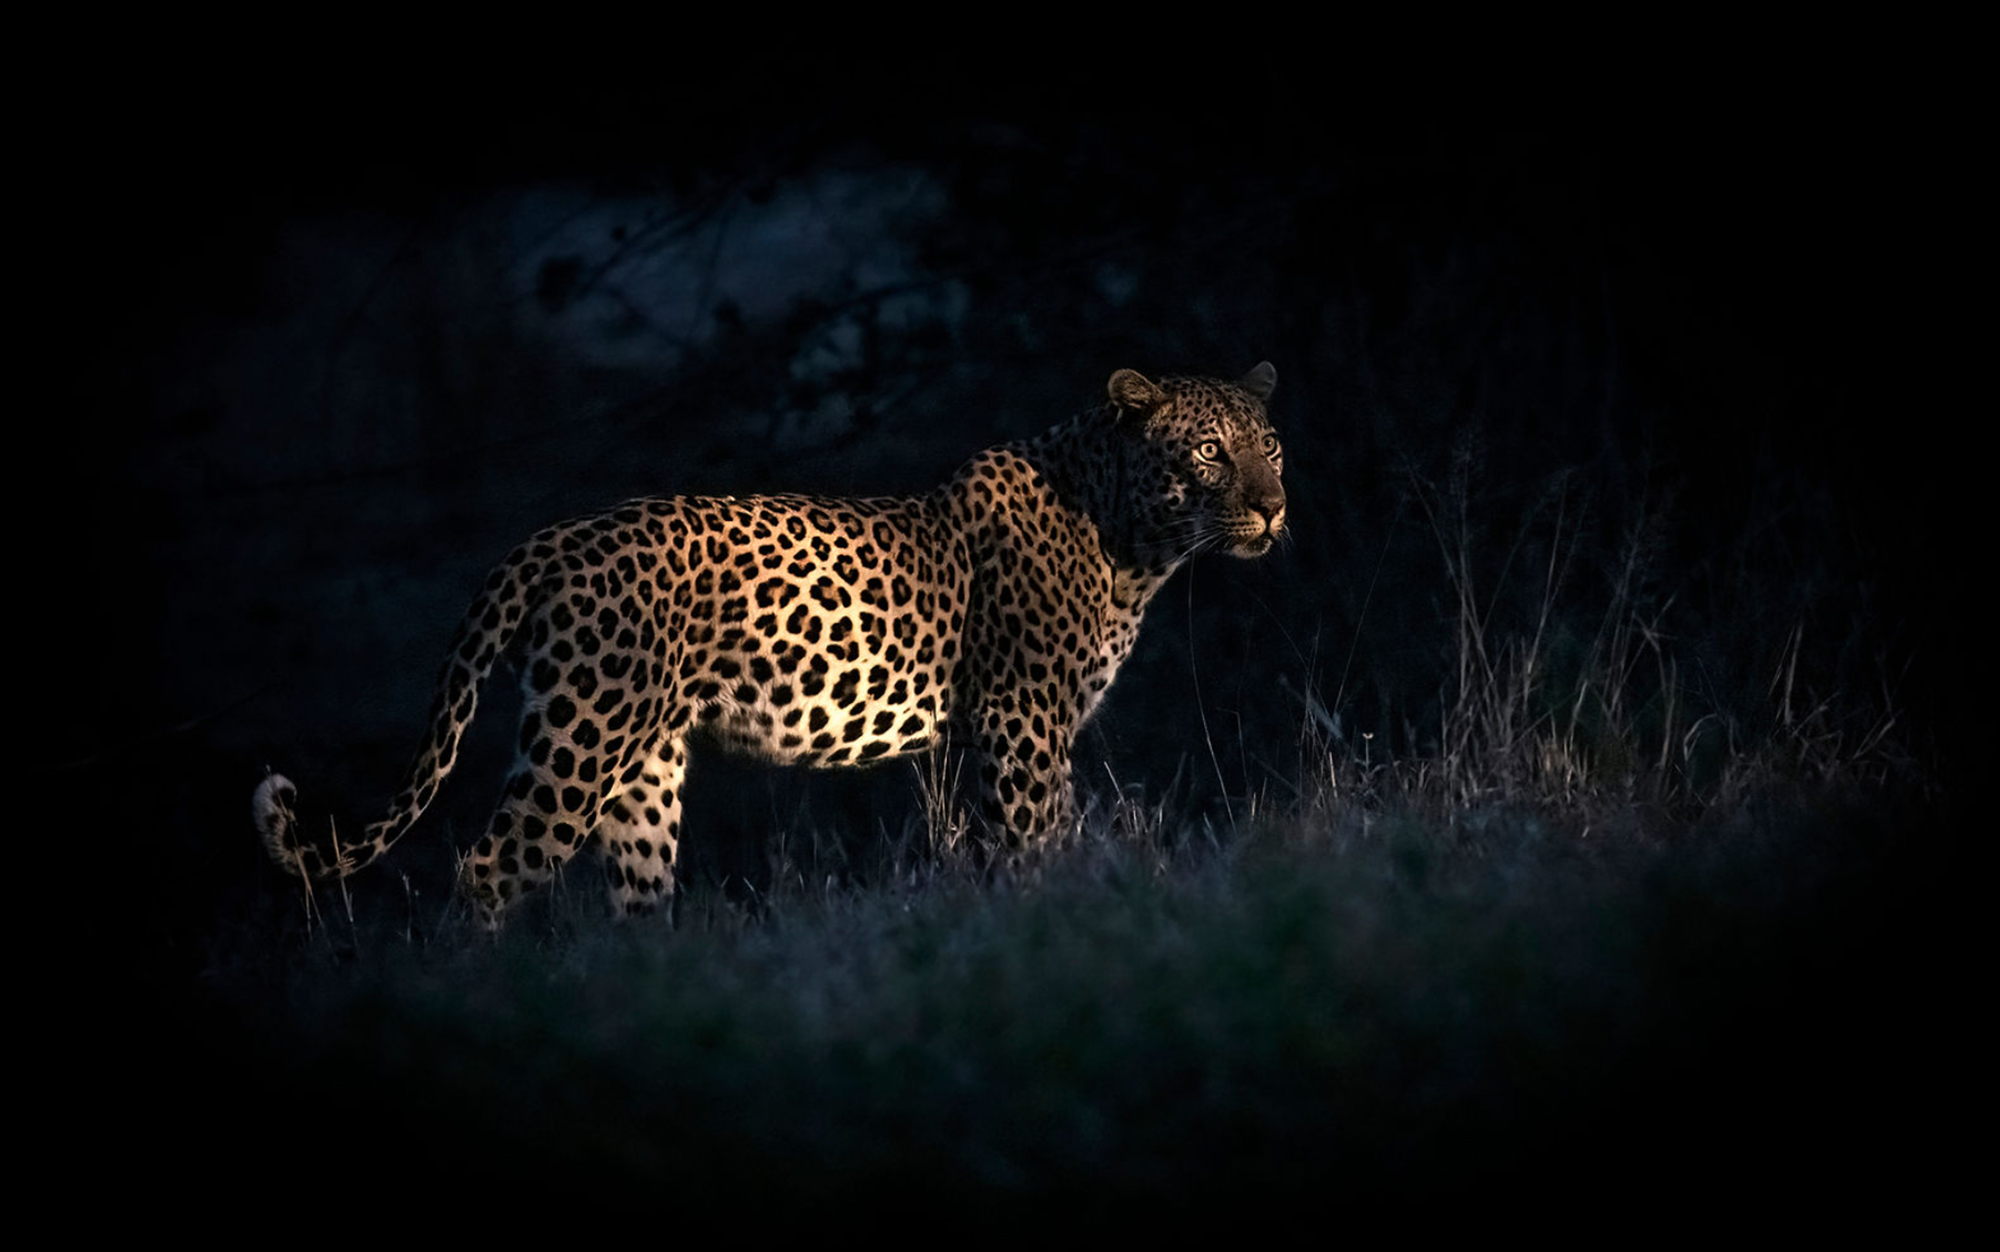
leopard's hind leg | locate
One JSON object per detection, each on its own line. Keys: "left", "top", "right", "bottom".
{"left": 592, "top": 737, "right": 690, "bottom": 919}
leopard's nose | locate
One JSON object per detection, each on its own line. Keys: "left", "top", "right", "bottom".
{"left": 1252, "top": 499, "right": 1286, "bottom": 534}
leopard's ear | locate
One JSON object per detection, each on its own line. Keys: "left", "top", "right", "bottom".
{"left": 1239, "top": 361, "right": 1276, "bottom": 402}
{"left": 1107, "top": 368, "right": 1168, "bottom": 414}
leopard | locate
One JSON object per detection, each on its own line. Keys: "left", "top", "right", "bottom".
{"left": 253, "top": 363, "right": 1287, "bottom": 925}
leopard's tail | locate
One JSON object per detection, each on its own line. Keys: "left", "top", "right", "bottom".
{"left": 253, "top": 548, "right": 547, "bottom": 885}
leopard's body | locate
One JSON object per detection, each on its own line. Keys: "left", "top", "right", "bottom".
{"left": 253, "top": 364, "right": 1287, "bottom": 923}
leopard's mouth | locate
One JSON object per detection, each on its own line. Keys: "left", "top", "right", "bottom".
{"left": 1230, "top": 531, "right": 1277, "bottom": 558}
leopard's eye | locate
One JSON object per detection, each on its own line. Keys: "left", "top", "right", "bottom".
{"left": 1197, "top": 440, "right": 1222, "bottom": 462}
{"left": 1262, "top": 433, "right": 1280, "bottom": 457}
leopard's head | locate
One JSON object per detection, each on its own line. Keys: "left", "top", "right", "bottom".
{"left": 1107, "top": 362, "right": 1286, "bottom": 566}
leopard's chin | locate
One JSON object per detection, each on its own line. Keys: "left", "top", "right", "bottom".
{"left": 1230, "top": 532, "right": 1277, "bottom": 558}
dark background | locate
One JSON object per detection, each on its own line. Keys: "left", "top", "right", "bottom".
{"left": 44, "top": 54, "right": 1976, "bottom": 1205}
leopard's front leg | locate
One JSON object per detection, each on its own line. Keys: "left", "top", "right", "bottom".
{"left": 970, "top": 686, "right": 1076, "bottom": 845}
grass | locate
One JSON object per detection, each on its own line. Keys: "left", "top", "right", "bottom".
{"left": 198, "top": 779, "right": 1944, "bottom": 1223}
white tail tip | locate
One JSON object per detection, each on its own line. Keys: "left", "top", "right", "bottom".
{"left": 252, "top": 773, "right": 301, "bottom": 873}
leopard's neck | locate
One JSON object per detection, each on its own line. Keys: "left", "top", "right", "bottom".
{"left": 1019, "top": 408, "right": 1180, "bottom": 590}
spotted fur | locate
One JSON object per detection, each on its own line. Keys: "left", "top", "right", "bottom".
{"left": 253, "top": 364, "right": 1287, "bottom": 924}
